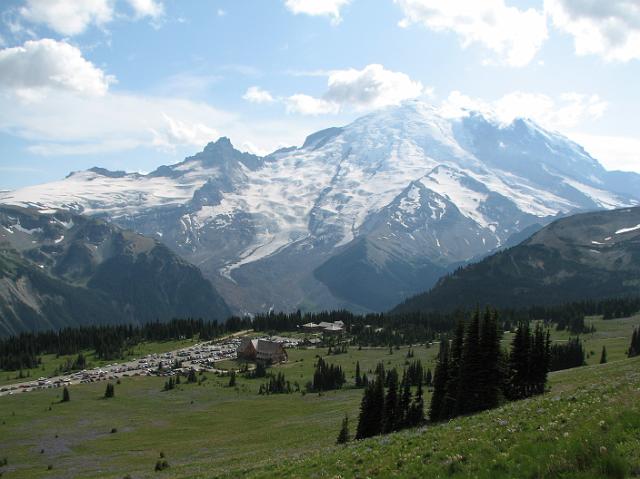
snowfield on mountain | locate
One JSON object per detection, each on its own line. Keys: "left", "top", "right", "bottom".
{"left": 2, "top": 101, "right": 639, "bottom": 312}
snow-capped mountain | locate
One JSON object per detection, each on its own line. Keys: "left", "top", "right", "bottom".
{"left": 2, "top": 101, "right": 639, "bottom": 312}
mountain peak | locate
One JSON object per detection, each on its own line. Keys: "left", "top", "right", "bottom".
{"left": 204, "top": 136, "right": 234, "bottom": 152}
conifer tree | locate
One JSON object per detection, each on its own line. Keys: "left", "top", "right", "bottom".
{"left": 336, "top": 415, "right": 350, "bottom": 444}
{"left": 409, "top": 377, "right": 425, "bottom": 426}
{"left": 355, "top": 377, "right": 384, "bottom": 439}
{"left": 62, "top": 386, "right": 70, "bottom": 402}
{"left": 228, "top": 370, "right": 236, "bottom": 387}
{"left": 442, "top": 321, "right": 464, "bottom": 419}
{"left": 381, "top": 370, "right": 399, "bottom": 434}
{"left": 455, "top": 310, "right": 482, "bottom": 415}
{"left": 507, "top": 322, "right": 531, "bottom": 400}
{"left": 104, "top": 383, "right": 115, "bottom": 398}
{"left": 398, "top": 372, "right": 412, "bottom": 429}
{"left": 429, "top": 339, "right": 449, "bottom": 422}
{"left": 355, "top": 361, "right": 362, "bottom": 388}
{"left": 425, "top": 368, "right": 432, "bottom": 387}
{"left": 600, "top": 346, "right": 607, "bottom": 364}
{"left": 478, "top": 308, "right": 502, "bottom": 410}
{"left": 628, "top": 328, "right": 640, "bottom": 358}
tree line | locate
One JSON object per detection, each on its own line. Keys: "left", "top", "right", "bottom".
{"left": 311, "top": 357, "right": 346, "bottom": 392}
{"left": 355, "top": 365, "right": 425, "bottom": 439}
{"left": 629, "top": 327, "right": 640, "bottom": 358}
{"left": 429, "top": 310, "right": 552, "bottom": 425}
{"left": 0, "top": 317, "right": 251, "bottom": 371}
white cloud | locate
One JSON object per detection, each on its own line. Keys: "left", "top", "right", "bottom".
{"left": 395, "top": 0, "right": 548, "bottom": 67}
{"left": 0, "top": 39, "right": 115, "bottom": 98}
{"left": 286, "top": 64, "right": 424, "bottom": 115}
{"left": 325, "top": 64, "right": 424, "bottom": 109}
{"left": 151, "top": 114, "right": 218, "bottom": 151}
{"left": 570, "top": 133, "right": 640, "bottom": 172}
{"left": 441, "top": 90, "right": 608, "bottom": 130}
{"left": 0, "top": 77, "right": 324, "bottom": 158}
{"left": 545, "top": 0, "right": 640, "bottom": 62}
{"left": 285, "top": 94, "right": 340, "bottom": 115}
{"left": 242, "top": 86, "right": 275, "bottom": 104}
{"left": 284, "top": 0, "right": 351, "bottom": 23}
{"left": 19, "top": 0, "right": 114, "bottom": 36}
{"left": 18, "top": 0, "right": 165, "bottom": 36}
{"left": 0, "top": 89, "right": 233, "bottom": 154}
{"left": 127, "top": 0, "right": 164, "bottom": 20}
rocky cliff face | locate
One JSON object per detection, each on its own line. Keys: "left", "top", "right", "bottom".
{"left": 0, "top": 206, "right": 230, "bottom": 335}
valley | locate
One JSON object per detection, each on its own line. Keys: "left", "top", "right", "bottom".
{"left": 0, "top": 313, "right": 639, "bottom": 478}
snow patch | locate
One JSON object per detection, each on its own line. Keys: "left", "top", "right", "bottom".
{"left": 615, "top": 224, "right": 640, "bottom": 235}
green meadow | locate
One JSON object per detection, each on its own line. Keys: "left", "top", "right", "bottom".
{"left": 0, "top": 313, "right": 638, "bottom": 478}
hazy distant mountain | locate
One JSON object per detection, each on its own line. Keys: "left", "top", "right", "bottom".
{"left": 2, "top": 101, "right": 639, "bottom": 312}
{"left": 0, "top": 206, "right": 230, "bottom": 335}
{"left": 394, "top": 206, "right": 640, "bottom": 312}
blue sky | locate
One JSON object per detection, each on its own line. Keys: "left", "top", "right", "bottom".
{"left": 1, "top": 0, "right": 639, "bottom": 189}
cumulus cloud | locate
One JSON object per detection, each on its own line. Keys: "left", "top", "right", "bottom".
{"left": 0, "top": 39, "right": 115, "bottom": 98}
{"left": 441, "top": 90, "right": 608, "bottom": 131}
{"left": 285, "top": 94, "right": 340, "bottom": 115}
{"left": 0, "top": 80, "right": 324, "bottom": 158}
{"left": 242, "top": 86, "right": 275, "bottom": 104}
{"left": 19, "top": 0, "right": 115, "bottom": 36}
{"left": 324, "top": 64, "right": 424, "bottom": 108}
{"left": 127, "top": 0, "right": 164, "bottom": 21}
{"left": 0, "top": 89, "right": 233, "bottom": 153}
{"left": 284, "top": 0, "right": 351, "bottom": 23}
{"left": 545, "top": 0, "right": 640, "bottom": 62}
{"left": 151, "top": 113, "right": 218, "bottom": 151}
{"left": 395, "top": 0, "right": 548, "bottom": 67}
{"left": 570, "top": 133, "right": 640, "bottom": 173}
{"left": 286, "top": 64, "right": 424, "bottom": 115}
{"left": 18, "top": 0, "right": 164, "bottom": 36}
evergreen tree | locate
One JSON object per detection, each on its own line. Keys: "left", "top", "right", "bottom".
{"left": 600, "top": 346, "right": 607, "bottom": 364}
{"left": 62, "top": 386, "right": 70, "bottom": 402}
{"left": 442, "top": 321, "right": 464, "bottom": 419}
{"left": 104, "top": 383, "right": 115, "bottom": 398}
{"left": 355, "top": 361, "right": 362, "bottom": 388}
{"left": 381, "top": 369, "right": 399, "bottom": 433}
{"left": 628, "top": 328, "right": 640, "bottom": 358}
{"left": 455, "top": 310, "right": 483, "bottom": 415}
{"left": 356, "top": 377, "right": 384, "bottom": 439}
{"left": 187, "top": 369, "right": 197, "bottom": 383}
{"left": 398, "top": 372, "right": 412, "bottom": 429}
{"left": 336, "top": 415, "right": 350, "bottom": 444}
{"left": 428, "top": 339, "right": 449, "bottom": 422}
{"left": 506, "top": 322, "right": 531, "bottom": 400}
{"left": 478, "top": 308, "right": 502, "bottom": 410}
{"left": 228, "top": 370, "right": 236, "bottom": 387}
{"left": 550, "top": 337, "right": 585, "bottom": 372}
{"left": 408, "top": 377, "right": 425, "bottom": 426}
{"left": 425, "top": 368, "right": 432, "bottom": 387}
{"left": 355, "top": 383, "right": 372, "bottom": 440}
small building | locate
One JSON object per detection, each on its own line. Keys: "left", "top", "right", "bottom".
{"left": 237, "top": 338, "right": 259, "bottom": 360}
{"left": 255, "top": 339, "right": 288, "bottom": 363}
{"left": 304, "top": 337, "right": 322, "bottom": 346}
{"left": 236, "top": 338, "right": 288, "bottom": 363}
{"left": 302, "top": 322, "right": 322, "bottom": 332}
{"left": 323, "top": 325, "right": 343, "bottom": 335}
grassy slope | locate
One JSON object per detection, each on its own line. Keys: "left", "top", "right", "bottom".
{"left": 0, "top": 314, "right": 638, "bottom": 478}
{"left": 254, "top": 356, "right": 640, "bottom": 479}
